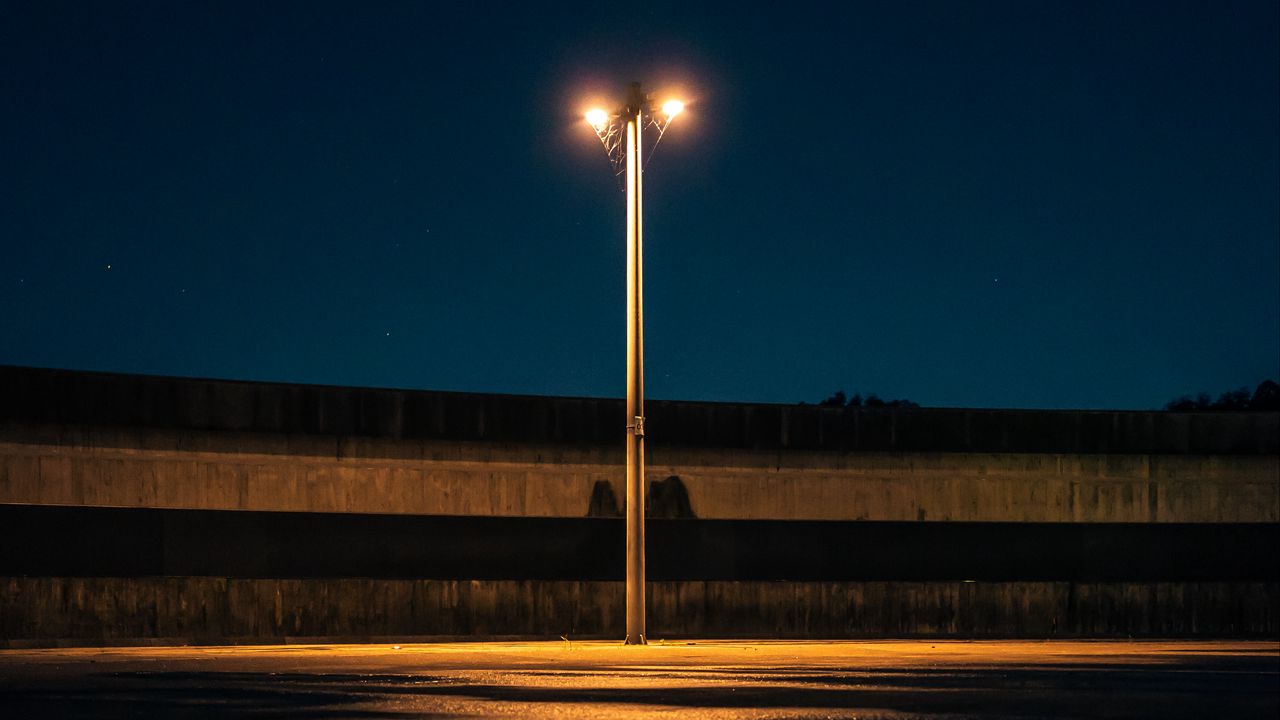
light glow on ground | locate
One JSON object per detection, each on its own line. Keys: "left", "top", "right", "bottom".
{"left": 1, "top": 640, "right": 1276, "bottom": 718}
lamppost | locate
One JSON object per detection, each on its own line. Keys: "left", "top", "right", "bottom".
{"left": 585, "top": 82, "right": 684, "bottom": 645}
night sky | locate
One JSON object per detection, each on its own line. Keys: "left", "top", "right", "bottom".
{"left": 2, "top": 0, "right": 1276, "bottom": 410}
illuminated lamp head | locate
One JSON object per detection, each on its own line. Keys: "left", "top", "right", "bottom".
{"left": 585, "top": 108, "right": 609, "bottom": 130}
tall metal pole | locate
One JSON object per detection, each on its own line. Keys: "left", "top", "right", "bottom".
{"left": 623, "top": 82, "right": 646, "bottom": 645}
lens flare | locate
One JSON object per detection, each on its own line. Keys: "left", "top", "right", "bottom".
{"left": 585, "top": 109, "right": 609, "bottom": 129}
{"left": 661, "top": 100, "right": 684, "bottom": 118}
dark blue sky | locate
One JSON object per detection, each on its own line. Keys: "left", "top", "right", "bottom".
{"left": 2, "top": 0, "right": 1276, "bottom": 409}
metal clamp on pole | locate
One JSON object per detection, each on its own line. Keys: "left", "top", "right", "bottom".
{"left": 629, "top": 416, "right": 645, "bottom": 437}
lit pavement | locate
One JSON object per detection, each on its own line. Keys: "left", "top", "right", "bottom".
{"left": 1, "top": 640, "right": 1276, "bottom": 718}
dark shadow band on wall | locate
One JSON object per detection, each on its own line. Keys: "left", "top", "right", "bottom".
{"left": 2, "top": 504, "right": 1275, "bottom": 583}
{"left": 3, "top": 365, "right": 1276, "bottom": 454}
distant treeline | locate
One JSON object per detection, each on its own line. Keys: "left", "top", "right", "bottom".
{"left": 804, "top": 379, "right": 1280, "bottom": 412}
{"left": 811, "top": 391, "right": 919, "bottom": 409}
{"left": 1165, "top": 380, "right": 1279, "bottom": 412}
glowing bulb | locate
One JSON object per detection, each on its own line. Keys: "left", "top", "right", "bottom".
{"left": 662, "top": 100, "right": 684, "bottom": 118}
{"left": 585, "top": 109, "right": 609, "bottom": 129}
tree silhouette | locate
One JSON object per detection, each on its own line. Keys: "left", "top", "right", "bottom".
{"left": 1250, "top": 380, "right": 1279, "bottom": 410}
{"left": 819, "top": 391, "right": 847, "bottom": 407}
{"left": 1165, "top": 380, "right": 1278, "bottom": 411}
{"left": 816, "top": 390, "right": 917, "bottom": 408}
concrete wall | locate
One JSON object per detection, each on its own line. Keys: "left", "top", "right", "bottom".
{"left": 3, "top": 578, "right": 1274, "bottom": 647}
{"left": 4, "top": 366, "right": 1277, "bottom": 455}
{"left": 2, "top": 366, "right": 1277, "bottom": 643}
{"left": 2, "top": 424, "right": 1276, "bottom": 524}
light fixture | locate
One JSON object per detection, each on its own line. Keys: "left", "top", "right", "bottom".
{"left": 585, "top": 108, "right": 609, "bottom": 130}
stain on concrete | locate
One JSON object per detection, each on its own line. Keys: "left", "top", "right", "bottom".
{"left": 586, "top": 480, "right": 620, "bottom": 518}
{"left": 648, "top": 476, "right": 695, "bottom": 519}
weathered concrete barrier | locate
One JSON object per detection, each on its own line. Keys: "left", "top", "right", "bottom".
{"left": 3, "top": 577, "right": 1274, "bottom": 647}
{"left": 4, "top": 366, "right": 1275, "bottom": 454}
{"left": 3, "top": 422, "right": 1275, "bottom": 522}
{"left": 1, "top": 365, "right": 1276, "bottom": 644}
{"left": 2, "top": 367, "right": 1275, "bottom": 523}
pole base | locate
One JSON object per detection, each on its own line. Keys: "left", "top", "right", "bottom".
{"left": 623, "top": 634, "right": 647, "bottom": 646}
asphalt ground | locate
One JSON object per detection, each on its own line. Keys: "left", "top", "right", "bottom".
{"left": 0, "top": 640, "right": 1276, "bottom": 718}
